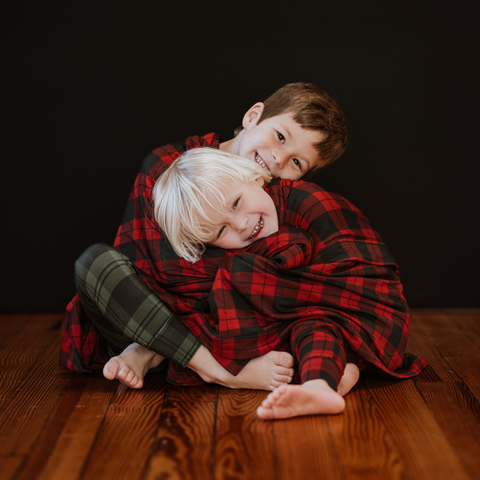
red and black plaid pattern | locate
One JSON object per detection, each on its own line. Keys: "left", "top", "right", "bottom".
{"left": 60, "top": 133, "right": 427, "bottom": 388}
{"left": 290, "top": 320, "right": 347, "bottom": 386}
{"left": 184, "top": 180, "right": 427, "bottom": 386}
{"left": 60, "top": 133, "right": 222, "bottom": 372}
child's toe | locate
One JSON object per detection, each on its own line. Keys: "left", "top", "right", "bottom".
{"left": 257, "top": 406, "right": 275, "bottom": 419}
{"left": 274, "top": 373, "right": 293, "bottom": 384}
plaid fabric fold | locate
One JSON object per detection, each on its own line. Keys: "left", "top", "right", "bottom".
{"left": 60, "top": 133, "right": 427, "bottom": 387}
{"left": 168, "top": 180, "right": 427, "bottom": 384}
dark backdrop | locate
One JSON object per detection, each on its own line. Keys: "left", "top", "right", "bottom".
{"left": 3, "top": 0, "right": 479, "bottom": 311}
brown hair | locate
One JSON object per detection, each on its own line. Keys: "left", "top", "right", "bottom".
{"left": 235, "top": 82, "right": 347, "bottom": 176}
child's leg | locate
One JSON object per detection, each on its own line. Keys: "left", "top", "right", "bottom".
{"left": 75, "top": 243, "right": 294, "bottom": 390}
{"left": 257, "top": 322, "right": 359, "bottom": 419}
{"left": 75, "top": 243, "right": 200, "bottom": 367}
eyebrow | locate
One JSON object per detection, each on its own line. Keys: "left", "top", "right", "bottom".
{"left": 280, "top": 123, "right": 292, "bottom": 139}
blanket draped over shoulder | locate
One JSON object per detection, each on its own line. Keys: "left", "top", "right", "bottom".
{"left": 60, "top": 133, "right": 427, "bottom": 383}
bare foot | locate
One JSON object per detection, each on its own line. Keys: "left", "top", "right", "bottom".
{"left": 188, "top": 346, "right": 294, "bottom": 391}
{"left": 226, "top": 351, "right": 295, "bottom": 390}
{"left": 103, "top": 342, "right": 164, "bottom": 389}
{"left": 337, "top": 363, "right": 360, "bottom": 396}
{"left": 257, "top": 379, "right": 345, "bottom": 419}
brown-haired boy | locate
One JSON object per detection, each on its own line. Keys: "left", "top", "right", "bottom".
{"left": 60, "top": 82, "right": 350, "bottom": 394}
{"left": 220, "top": 82, "right": 347, "bottom": 179}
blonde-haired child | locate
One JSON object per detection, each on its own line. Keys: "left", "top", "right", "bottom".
{"left": 153, "top": 148, "right": 274, "bottom": 263}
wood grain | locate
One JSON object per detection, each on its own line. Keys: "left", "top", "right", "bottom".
{"left": 327, "top": 380, "right": 403, "bottom": 480}
{"left": 15, "top": 374, "right": 117, "bottom": 480}
{"left": 0, "top": 314, "right": 32, "bottom": 350}
{"left": 412, "top": 313, "right": 480, "bottom": 357}
{"left": 413, "top": 313, "right": 480, "bottom": 401}
{"left": 146, "top": 396, "right": 215, "bottom": 480}
{"left": 449, "top": 313, "right": 480, "bottom": 348}
{"left": 410, "top": 315, "right": 462, "bottom": 382}
{"left": 363, "top": 377, "right": 471, "bottom": 480}
{"left": 215, "top": 388, "right": 274, "bottom": 480}
{"left": 274, "top": 413, "right": 343, "bottom": 480}
{"left": 2, "top": 312, "right": 480, "bottom": 480}
{"left": 0, "top": 340, "right": 71, "bottom": 456}
{"left": 80, "top": 374, "right": 166, "bottom": 480}
{"left": 0, "top": 455, "right": 24, "bottom": 480}
{"left": 416, "top": 381, "right": 480, "bottom": 480}
{"left": 167, "top": 382, "right": 218, "bottom": 403}
{"left": 0, "top": 314, "right": 64, "bottom": 409}
{"left": 442, "top": 356, "right": 480, "bottom": 403}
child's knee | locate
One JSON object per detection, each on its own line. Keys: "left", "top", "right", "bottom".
{"left": 74, "top": 242, "right": 111, "bottom": 281}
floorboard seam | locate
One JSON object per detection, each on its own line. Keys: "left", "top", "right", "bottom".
{"left": 211, "top": 386, "right": 219, "bottom": 480}
{"left": 141, "top": 379, "right": 169, "bottom": 480}
{"left": 76, "top": 380, "right": 117, "bottom": 480}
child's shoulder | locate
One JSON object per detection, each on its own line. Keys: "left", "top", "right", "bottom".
{"left": 142, "top": 133, "right": 222, "bottom": 179}
{"left": 275, "top": 178, "right": 360, "bottom": 214}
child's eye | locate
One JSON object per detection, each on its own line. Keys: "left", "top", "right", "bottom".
{"left": 233, "top": 198, "right": 239, "bottom": 209}
{"left": 293, "top": 158, "right": 302, "bottom": 170}
{"left": 277, "top": 132, "right": 285, "bottom": 143}
{"left": 218, "top": 226, "right": 226, "bottom": 238}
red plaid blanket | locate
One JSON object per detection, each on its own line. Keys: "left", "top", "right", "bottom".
{"left": 60, "top": 133, "right": 427, "bottom": 384}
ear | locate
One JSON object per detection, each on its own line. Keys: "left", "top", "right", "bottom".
{"left": 242, "top": 102, "right": 265, "bottom": 129}
{"left": 255, "top": 176, "right": 265, "bottom": 188}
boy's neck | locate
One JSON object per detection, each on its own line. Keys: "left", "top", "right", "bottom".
{"left": 218, "top": 135, "right": 239, "bottom": 156}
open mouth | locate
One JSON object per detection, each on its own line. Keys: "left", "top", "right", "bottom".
{"left": 249, "top": 217, "right": 264, "bottom": 239}
{"left": 255, "top": 153, "right": 270, "bottom": 172}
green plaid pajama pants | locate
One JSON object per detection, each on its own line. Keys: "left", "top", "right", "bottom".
{"left": 74, "top": 243, "right": 201, "bottom": 367}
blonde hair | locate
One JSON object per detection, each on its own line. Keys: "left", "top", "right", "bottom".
{"left": 153, "top": 147, "right": 272, "bottom": 263}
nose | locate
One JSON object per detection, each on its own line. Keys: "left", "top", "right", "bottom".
{"left": 231, "top": 215, "right": 248, "bottom": 232}
{"left": 272, "top": 151, "right": 287, "bottom": 168}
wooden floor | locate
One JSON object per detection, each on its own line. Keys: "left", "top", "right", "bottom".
{"left": 1, "top": 311, "right": 480, "bottom": 480}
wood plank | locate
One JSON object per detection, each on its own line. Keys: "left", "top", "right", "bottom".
{"left": 0, "top": 455, "right": 24, "bottom": 480}
{"left": 327, "top": 380, "right": 403, "bottom": 480}
{"left": 0, "top": 339, "right": 71, "bottom": 456}
{"left": 410, "top": 315, "right": 462, "bottom": 382}
{"left": 215, "top": 388, "right": 275, "bottom": 480}
{"left": 413, "top": 313, "right": 480, "bottom": 401}
{"left": 145, "top": 396, "right": 216, "bottom": 480}
{"left": 0, "top": 314, "right": 62, "bottom": 354}
{"left": 15, "top": 373, "right": 117, "bottom": 480}
{"left": 443, "top": 356, "right": 480, "bottom": 404}
{"left": 0, "top": 314, "right": 64, "bottom": 409}
{"left": 0, "top": 314, "right": 30, "bottom": 350}
{"left": 413, "top": 313, "right": 480, "bottom": 357}
{"left": 416, "top": 382, "right": 480, "bottom": 480}
{"left": 2, "top": 312, "right": 479, "bottom": 480}
{"left": 167, "top": 382, "right": 218, "bottom": 403}
{"left": 80, "top": 373, "right": 167, "bottom": 480}
{"left": 448, "top": 313, "right": 480, "bottom": 348}
{"left": 411, "top": 309, "right": 480, "bottom": 314}
{"left": 274, "top": 413, "right": 343, "bottom": 480}
{"left": 363, "top": 377, "right": 471, "bottom": 480}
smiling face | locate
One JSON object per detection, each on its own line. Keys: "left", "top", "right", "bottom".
{"left": 221, "top": 104, "right": 325, "bottom": 181}
{"left": 202, "top": 177, "right": 278, "bottom": 250}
